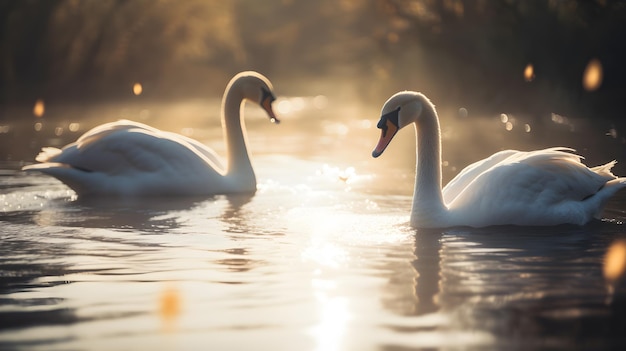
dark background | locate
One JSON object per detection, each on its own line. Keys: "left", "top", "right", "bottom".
{"left": 1, "top": 0, "right": 626, "bottom": 166}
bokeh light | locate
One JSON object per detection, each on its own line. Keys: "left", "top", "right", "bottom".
{"left": 523, "top": 63, "right": 535, "bottom": 82}
{"left": 583, "top": 58, "right": 603, "bottom": 91}
{"left": 69, "top": 123, "right": 80, "bottom": 132}
{"left": 604, "top": 239, "right": 626, "bottom": 282}
{"left": 33, "top": 99, "right": 45, "bottom": 117}
{"left": 133, "top": 82, "right": 143, "bottom": 96}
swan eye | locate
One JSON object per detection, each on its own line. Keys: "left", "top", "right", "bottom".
{"left": 377, "top": 107, "right": 400, "bottom": 137}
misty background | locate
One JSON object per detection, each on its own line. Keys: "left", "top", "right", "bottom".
{"left": 1, "top": 0, "right": 626, "bottom": 176}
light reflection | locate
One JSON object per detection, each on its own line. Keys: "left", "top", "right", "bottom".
{"left": 302, "top": 242, "right": 347, "bottom": 269}
{"left": 275, "top": 95, "right": 328, "bottom": 115}
{"left": 309, "top": 288, "right": 350, "bottom": 351}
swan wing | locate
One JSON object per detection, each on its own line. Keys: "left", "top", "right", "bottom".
{"left": 23, "top": 122, "right": 225, "bottom": 195}
{"left": 442, "top": 149, "right": 520, "bottom": 204}
{"left": 84, "top": 120, "right": 225, "bottom": 168}
{"left": 62, "top": 126, "right": 221, "bottom": 175}
{"left": 446, "top": 148, "right": 623, "bottom": 226}
{"left": 161, "top": 131, "right": 224, "bottom": 169}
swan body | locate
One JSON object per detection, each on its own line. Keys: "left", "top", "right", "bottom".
{"left": 23, "top": 71, "right": 279, "bottom": 197}
{"left": 372, "top": 91, "right": 626, "bottom": 228}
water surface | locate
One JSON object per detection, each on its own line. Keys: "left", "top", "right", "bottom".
{"left": 1, "top": 99, "right": 626, "bottom": 350}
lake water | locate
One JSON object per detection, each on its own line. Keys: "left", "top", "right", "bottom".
{"left": 1, "top": 98, "right": 626, "bottom": 350}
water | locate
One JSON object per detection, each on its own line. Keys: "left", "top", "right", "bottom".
{"left": 1, "top": 99, "right": 626, "bottom": 350}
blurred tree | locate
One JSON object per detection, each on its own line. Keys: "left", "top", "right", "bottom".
{"left": 0, "top": 0, "right": 243, "bottom": 103}
{"left": 0, "top": 0, "right": 625, "bottom": 126}
{"left": 379, "top": 0, "right": 626, "bottom": 120}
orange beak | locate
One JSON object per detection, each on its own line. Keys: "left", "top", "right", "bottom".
{"left": 372, "top": 118, "right": 399, "bottom": 158}
{"left": 261, "top": 97, "right": 279, "bottom": 124}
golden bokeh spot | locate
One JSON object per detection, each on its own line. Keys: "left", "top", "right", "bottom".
{"left": 133, "top": 83, "right": 143, "bottom": 96}
{"left": 603, "top": 239, "right": 626, "bottom": 282}
{"left": 33, "top": 99, "right": 45, "bottom": 117}
{"left": 160, "top": 285, "right": 181, "bottom": 321}
{"left": 523, "top": 64, "right": 535, "bottom": 82}
{"left": 583, "top": 58, "right": 603, "bottom": 91}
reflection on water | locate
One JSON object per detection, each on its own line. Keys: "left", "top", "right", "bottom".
{"left": 2, "top": 99, "right": 626, "bottom": 350}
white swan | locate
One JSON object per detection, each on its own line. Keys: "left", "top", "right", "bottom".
{"left": 372, "top": 91, "right": 626, "bottom": 228}
{"left": 23, "top": 71, "right": 279, "bottom": 197}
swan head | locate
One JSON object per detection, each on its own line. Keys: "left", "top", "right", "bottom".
{"left": 230, "top": 71, "right": 280, "bottom": 124}
{"left": 372, "top": 91, "right": 430, "bottom": 158}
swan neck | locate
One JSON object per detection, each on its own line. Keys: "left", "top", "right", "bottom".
{"left": 222, "top": 87, "right": 253, "bottom": 178}
{"left": 411, "top": 106, "right": 446, "bottom": 222}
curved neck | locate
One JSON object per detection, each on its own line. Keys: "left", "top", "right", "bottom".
{"left": 222, "top": 88, "right": 254, "bottom": 179}
{"left": 411, "top": 106, "right": 446, "bottom": 224}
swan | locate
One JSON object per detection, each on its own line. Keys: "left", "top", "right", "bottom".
{"left": 23, "top": 71, "right": 280, "bottom": 197}
{"left": 372, "top": 91, "right": 626, "bottom": 228}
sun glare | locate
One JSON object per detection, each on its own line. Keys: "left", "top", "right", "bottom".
{"left": 310, "top": 293, "right": 350, "bottom": 351}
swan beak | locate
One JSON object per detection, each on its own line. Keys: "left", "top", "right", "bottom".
{"left": 372, "top": 109, "right": 400, "bottom": 158}
{"left": 261, "top": 98, "right": 280, "bottom": 124}
{"left": 262, "top": 97, "right": 280, "bottom": 124}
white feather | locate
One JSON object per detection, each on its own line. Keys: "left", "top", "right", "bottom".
{"left": 373, "top": 91, "right": 626, "bottom": 228}
{"left": 22, "top": 71, "right": 278, "bottom": 197}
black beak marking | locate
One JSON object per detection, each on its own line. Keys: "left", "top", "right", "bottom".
{"left": 261, "top": 87, "right": 275, "bottom": 104}
{"left": 377, "top": 107, "right": 400, "bottom": 137}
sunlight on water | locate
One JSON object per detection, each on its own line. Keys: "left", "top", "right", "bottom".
{"left": 2, "top": 95, "right": 626, "bottom": 350}
{"left": 310, "top": 282, "right": 350, "bottom": 351}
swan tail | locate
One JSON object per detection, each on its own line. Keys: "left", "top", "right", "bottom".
{"left": 34, "top": 147, "right": 62, "bottom": 162}
{"left": 588, "top": 177, "right": 626, "bottom": 219}
{"left": 22, "top": 162, "right": 103, "bottom": 196}
{"left": 590, "top": 160, "right": 618, "bottom": 178}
